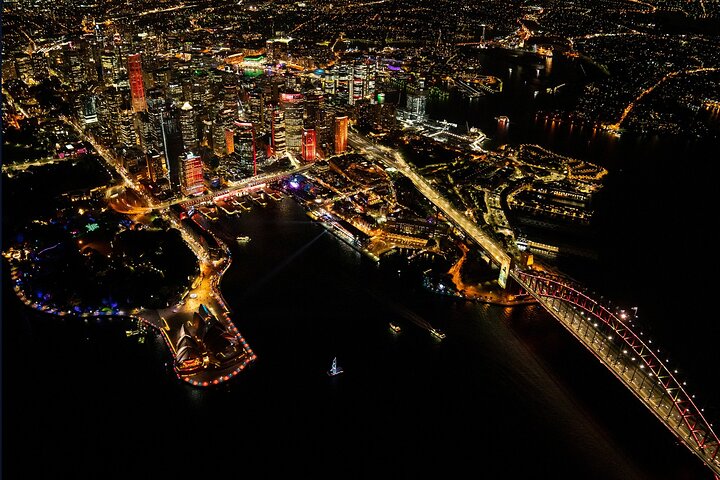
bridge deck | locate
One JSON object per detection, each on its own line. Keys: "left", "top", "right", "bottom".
{"left": 514, "top": 271, "right": 720, "bottom": 476}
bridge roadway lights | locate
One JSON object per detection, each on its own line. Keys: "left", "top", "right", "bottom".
{"left": 517, "top": 270, "right": 720, "bottom": 475}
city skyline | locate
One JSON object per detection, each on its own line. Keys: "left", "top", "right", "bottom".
{"left": 3, "top": 0, "right": 720, "bottom": 478}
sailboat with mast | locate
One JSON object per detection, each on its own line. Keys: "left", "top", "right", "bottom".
{"left": 327, "top": 357, "right": 344, "bottom": 376}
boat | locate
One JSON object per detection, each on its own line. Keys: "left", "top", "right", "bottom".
{"left": 430, "top": 328, "right": 446, "bottom": 340}
{"left": 327, "top": 357, "right": 344, "bottom": 376}
{"left": 389, "top": 322, "right": 401, "bottom": 333}
{"left": 236, "top": 235, "right": 251, "bottom": 245}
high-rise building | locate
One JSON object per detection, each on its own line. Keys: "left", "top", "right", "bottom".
{"left": 406, "top": 91, "right": 427, "bottom": 120}
{"left": 127, "top": 53, "right": 147, "bottom": 113}
{"left": 117, "top": 110, "right": 137, "bottom": 146}
{"left": 146, "top": 149, "right": 166, "bottom": 183}
{"left": 100, "top": 51, "right": 116, "bottom": 86}
{"left": 167, "top": 82, "right": 183, "bottom": 103}
{"left": 349, "top": 64, "right": 370, "bottom": 105}
{"left": 180, "top": 152, "right": 204, "bottom": 197}
{"left": 31, "top": 53, "right": 48, "bottom": 80}
{"left": 301, "top": 128, "right": 317, "bottom": 162}
{"left": 265, "top": 36, "right": 294, "bottom": 63}
{"left": 305, "top": 91, "right": 331, "bottom": 151}
{"left": 247, "top": 89, "right": 265, "bottom": 127}
{"left": 304, "top": 91, "right": 324, "bottom": 128}
{"left": 224, "top": 128, "right": 235, "bottom": 155}
{"left": 270, "top": 105, "right": 286, "bottom": 156}
{"left": 334, "top": 116, "right": 348, "bottom": 154}
{"left": 234, "top": 122, "right": 258, "bottom": 176}
{"left": 223, "top": 83, "right": 238, "bottom": 114}
{"left": 64, "top": 48, "right": 85, "bottom": 89}
{"left": 82, "top": 95, "right": 99, "bottom": 124}
{"left": 212, "top": 109, "right": 235, "bottom": 157}
{"left": 158, "top": 106, "right": 184, "bottom": 192}
{"left": 280, "top": 93, "right": 304, "bottom": 155}
{"left": 179, "top": 102, "right": 197, "bottom": 150}
{"left": 1, "top": 58, "right": 17, "bottom": 83}
{"left": 112, "top": 44, "right": 127, "bottom": 82}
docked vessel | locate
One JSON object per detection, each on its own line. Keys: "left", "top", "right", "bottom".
{"left": 236, "top": 236, "right": 251, "bottom": 245}
{"left": 389, "top": 322, "right": 401, "bottom": 333}
{"left": 430, "top": 328, "right": 446, "bottom": 340}
{"left": 327, "top": 357, "right": 344, "bottom": 376}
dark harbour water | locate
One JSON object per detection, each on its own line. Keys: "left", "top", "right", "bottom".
{"left": 1, "top": 160, "right": 714, "bottom": 479}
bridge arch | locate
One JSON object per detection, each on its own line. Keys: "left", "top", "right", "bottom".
{"left": 514, "top": 270, "right": 720, "bottom": 475}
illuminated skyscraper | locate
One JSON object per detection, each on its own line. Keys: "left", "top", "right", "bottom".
{"left": 179, "top": 102, "right": 197, "bottom": 150}
{"left": 270, "top": 105, "right": 286, "bottom": 156}
{"left": 127, "top": 53, "right": 147, "bottom": 112}
{"left": 225, "top": 128, "right": 235, "bottom": 155}
{"left": 305, "top": 91, "right": 331, "bottom": 151}
{"left": 117, "top": 110, "right": 137, "bottom": 147}
{"left": 406, "top": 91, "right": 427, "bottom": 120}
{"left": 305, "top": 91, "right": 324, "bottom": 129}
{"left": 280, "top": 93, "right": 304, "bottom": 154}
{"left": 146, "top": 149, "right": 166, "bottom": 183}
{"left": 212, "top": 109, "right": 235, "bottom": 157}
{"left": 334, "top": 116, "right": 348, "bottom": 154}
{"left": 247, "top": 89, "right": 265, "bottom": 126}
{"left": 302, "top": 128, "right": 316, "bottom": 162}
{"left": 180, "top": 152, "right": 204, "bottom": 197}
{"left": 157, "top": 105, "right": 184, "bottom": 192}
{"left": 82, "top": 95, "right": 98, "bottom": 124}
{"left": 234, "top": 122, "right": 258, "bottom": 176}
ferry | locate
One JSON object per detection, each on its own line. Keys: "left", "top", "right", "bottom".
{"left": 389, "top": 322, "right": 402, "bottom": 333}
{"left": 236, "top": 236, "right": 251, "bottom": 245}
{"left": 430, "top": 328, "right": 446, "bottom": 340}
{"left": 327, "top": 357, "right": 344, "bottom": 376}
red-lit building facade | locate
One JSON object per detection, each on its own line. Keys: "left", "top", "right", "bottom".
{"left": 180, "top": 152, "right": 204, "bottom": 196}
{"left": 301, "top": 128, "right": 316, "bottom": 162}
{"left": 127, "top": 54, "right": 147, "bottom": 113}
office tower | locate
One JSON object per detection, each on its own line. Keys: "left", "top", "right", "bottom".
{"left": 146, "top": 149, "right": 166, "bottom": 183}
{"left": 117, "top": 110, "right": 137, "bottom": 146}
{"left": 224, "top": 128, "right": 235, "bottom": 155}
{"left": 234, "top": 122, "right": 258, "bottom": 176}
{"left": 406, "top": 91, "right": 427, "bottom": 119}
{"left": 82, "top": 95, "right": 99, "bottom": 124}
{"left": 223, "top": 82, "right": 238, "bottom": 113}
{"left": 280, "top": 93, "right": 304, "bottom": 154}
{"left": 305, "top": 91, "right": 324, "bottom": 129}
{"left": 180, "top": 152, "right": 204, "bottom": 197}
{"left": 127, "top": 53, "right": 147, "bottom": 112}
{"left": 153, "top": 104, "right": 184, "bottom": 192}
{"left": 301, "top": 128, "right": 316, "bottom": 162}
{"left": 179, "top": 102, "right": 197, "bottom": 150}
{"left": 270, "top": 105, "right": 286, "bottom": 156}
{"left": 100, "top": 51, "right": 116, "bottom": 86}
{"left": 212, "top": 109, "right": 235, "bottom": 157}
{"left": 334, "top": 116, "right": 348, "bottom": 154}
{"left": 64, "top": 48, "right": 85, "bottom": 89}
{"left": 247, "top": 89, "right": 265, "bottom": 127}
{"left": 305, "top": 91, "right": 331, "bottom": 150}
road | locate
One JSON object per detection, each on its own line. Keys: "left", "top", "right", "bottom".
{"left": 348, "top": 131, "right": 512, "bottom": 268}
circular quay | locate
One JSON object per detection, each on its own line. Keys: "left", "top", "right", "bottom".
{"left": 2, "top": 0, "right": 720, "bottom": 478}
